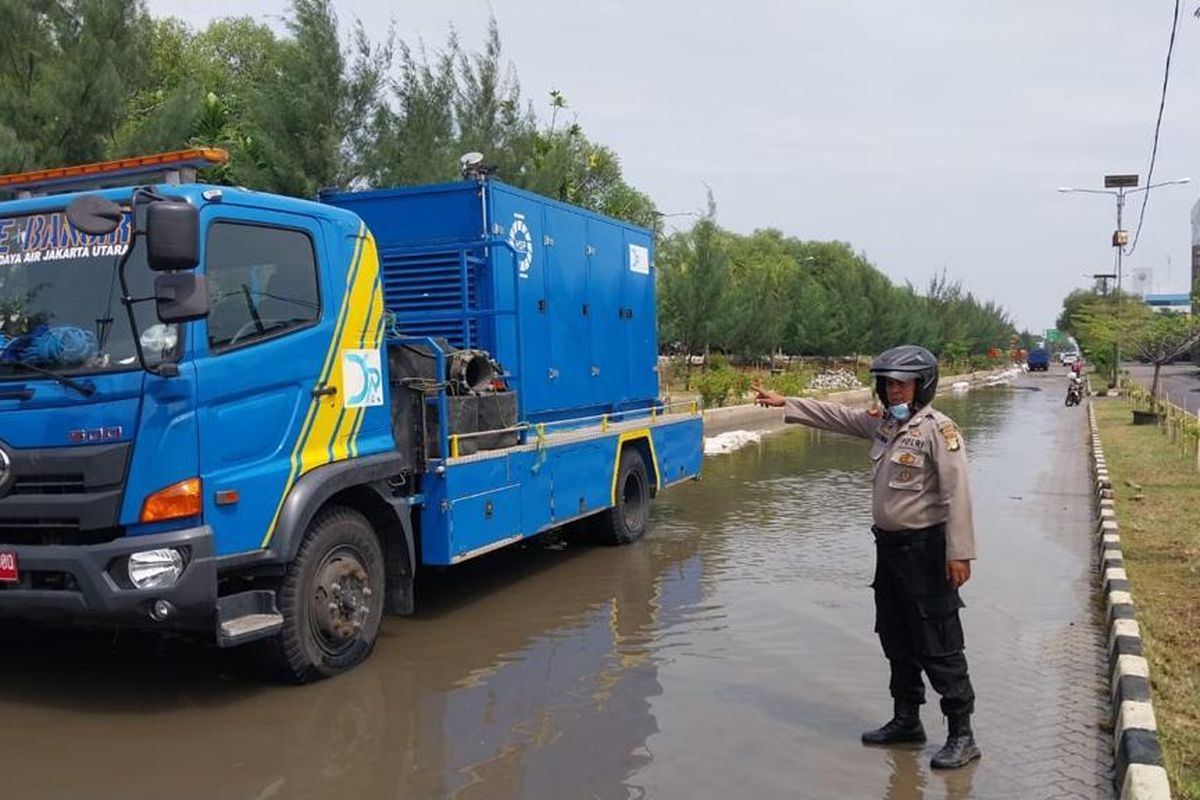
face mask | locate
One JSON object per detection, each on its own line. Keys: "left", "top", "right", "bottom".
{"left": 888, "top": 403, "right": 911, "bottom": 422}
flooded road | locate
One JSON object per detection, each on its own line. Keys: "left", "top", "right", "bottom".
{"left": 0, "top": 375, "right": 1111, "bottom": 799}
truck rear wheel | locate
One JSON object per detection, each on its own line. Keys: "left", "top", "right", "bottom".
{"left": 264, "top": 506, "right": 384, "bottom": 683}
{"left": 599, "top": 449, "right": 650, "bottom": 546}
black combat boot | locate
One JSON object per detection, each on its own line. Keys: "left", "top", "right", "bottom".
{"left": 861, "top": 701, "right": 926, "bottom": 746}
{"left": 930, "top": 714, "right": 981, "bottom": 769}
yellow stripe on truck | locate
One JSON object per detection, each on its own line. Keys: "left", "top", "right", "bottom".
{"left": 301, "top": 228, "right": 378, "bottom": 472}
{"left": 326, "top": 234, "right": 382, "bottom": 462}
{"left": 348, "top": 238, "right": 386, "bottom": 459}
{"left": 260, "top": 225, "right": 377, "bottom": 548}
{"left": 610, "top": 429, "right": 662, "bottom": 507}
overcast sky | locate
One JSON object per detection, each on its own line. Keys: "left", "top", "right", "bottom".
{"left": 146, "top": 0, "right": 1200, "bottom": 330}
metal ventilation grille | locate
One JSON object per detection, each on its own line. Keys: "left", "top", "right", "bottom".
{"left": 12, "top": 475, "right": 86, "bottom": 494}
{"left": 379, "top": 246, "right": 484, "bottom": 350}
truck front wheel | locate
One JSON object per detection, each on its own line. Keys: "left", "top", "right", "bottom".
{"left": 265, "top": 506, "right": 385, "bottom": 683}
{"left": 599, "top": 449, "right": 651, "bottom": 546}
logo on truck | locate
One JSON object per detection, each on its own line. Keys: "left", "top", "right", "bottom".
{"left": 342, "top": 349, "right": 384, "bottom": 408}
{"left": 509, "top": 213, "right": 533, "bottom": 277}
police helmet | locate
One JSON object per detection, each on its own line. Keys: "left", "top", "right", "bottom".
{"left": 870, "top": 345, "right": 939, "bottom": 408}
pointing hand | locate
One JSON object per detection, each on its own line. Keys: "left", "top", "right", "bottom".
{"left": 752, "top": 380, "right": 785, "bottom": 408}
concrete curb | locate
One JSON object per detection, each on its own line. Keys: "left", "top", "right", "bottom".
{"left": 1087, "top": 401, "right": 1172, "bottom": 800}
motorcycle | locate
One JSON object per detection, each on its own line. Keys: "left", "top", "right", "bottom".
{"left": 1064, "top": 375, "right": 1084, "bottom": 407}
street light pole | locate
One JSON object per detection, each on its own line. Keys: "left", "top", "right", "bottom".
{"left": 1116, "top": 187, "right": 1125, "bottom": 386}
{"left": 1057, "top": 176, "right": 1191, "bottom": 385}
{"left": 1116, "top": 188, "right": 1124, "bottom": 297}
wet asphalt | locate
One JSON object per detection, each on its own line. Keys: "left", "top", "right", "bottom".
{"left": 1127, "top": 362, "right": 1200, "bottom": 415}
{"left": 0, "top": 369, "right": 1112, "bottom": 799}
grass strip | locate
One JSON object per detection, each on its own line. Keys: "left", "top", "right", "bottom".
{"left": 1094, "top": 397, "right": 1200, "bottom": 799}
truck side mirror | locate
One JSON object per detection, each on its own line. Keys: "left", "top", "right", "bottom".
{"left": 65, "top": 195, "right": 123, "bottom": 235}
{"left": 147, "top": 201, "right": 199, "bottom": 271}
{"left": 155, "top": 273, "right": 210, "bottom": 323}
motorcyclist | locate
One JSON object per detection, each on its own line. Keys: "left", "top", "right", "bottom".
{"left": 1066, "top": 370, "right": 1084, "bottom": 406}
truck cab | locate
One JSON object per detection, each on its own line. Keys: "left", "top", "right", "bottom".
{"left": 0, "top": 150, "right": 703, "bottom": 680}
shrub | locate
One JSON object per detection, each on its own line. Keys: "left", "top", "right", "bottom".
{"left": 694, "top": 365, "right": 750, "bottom": 408}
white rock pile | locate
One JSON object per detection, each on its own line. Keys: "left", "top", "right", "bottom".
{"left": 703, "top": 430, "right": 763, "bottom": 455}
{"left": 807, "top": 370, "right": 864, "bottom": 392}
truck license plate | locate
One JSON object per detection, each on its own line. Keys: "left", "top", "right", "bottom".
{"left": 0, "top": 552, "right": 17, "bottom": 583}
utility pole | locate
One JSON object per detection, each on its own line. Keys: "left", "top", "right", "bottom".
{"left": 1111, "top": 176, "right": 1132, "bottom": 388}
{"left": 1104, "top": 175, "right": 1132, "bottom": 388}
{"left": 1058, "top": 174, "right": 1190, "bottom": 386}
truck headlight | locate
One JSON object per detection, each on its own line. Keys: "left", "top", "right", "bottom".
{"left": 128, "top": 548, "right": 184, "bottom": 590}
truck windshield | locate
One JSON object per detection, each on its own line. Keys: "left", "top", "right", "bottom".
{"left": 0, "top": 208, "right": 179, "bottom": 379}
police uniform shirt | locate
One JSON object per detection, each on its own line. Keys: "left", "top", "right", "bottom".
{"left": 783, "top": 398, "right": 976, "bottom": 561}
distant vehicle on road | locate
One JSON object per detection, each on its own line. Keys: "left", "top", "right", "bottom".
{"left": 1059, "top": 352, "right": 1079, "bottom": 366}
{"left": 1065, "top": 374, "right": 1084, "bottom": 406}
{"left": 1027, "top": 348, "right": 1050, "bottom": 372}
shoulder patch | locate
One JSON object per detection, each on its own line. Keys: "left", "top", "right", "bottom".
{"left": 940, "top": 422, "right": 961, "bottom": 451}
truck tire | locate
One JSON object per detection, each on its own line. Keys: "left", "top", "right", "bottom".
{"left": 599, "top": 448, "right": 650, "bottom": 546}
{"left": 264, "top": 506, "right": 385, "bottom": 683}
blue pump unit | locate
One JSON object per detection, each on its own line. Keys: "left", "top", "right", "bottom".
{"left": 321, "top": 180, "right": 659, "bottom": 424}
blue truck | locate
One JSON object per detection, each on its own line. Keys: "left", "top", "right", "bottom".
{"left": 1027, "top": 347, "right": 1050, "bottom": 372}
{"left": 0, "top": 149, "right": 703, "bottom": 680}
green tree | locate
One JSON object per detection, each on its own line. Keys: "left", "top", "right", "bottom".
{"left": 1133, "top": 313, "right": 1200, "bottom": 409}
{"left": 113, "top": 1, "right": 389, "bottom": 195}
{"left": 0, "top": 0, "right": 149, "bottom": 173}
{"left": 657, "top": 191, "right": 730, "bottom": 358}
{"left": 114, "top": 17, "right": 279, "bottom": 173}
{"left": 1056, "top": 288, "right": 1096, "bottom": 337}
{"left": 1070, "top": 295, "right": 1147, "bottom": 384}
{"left": 360, "top": 22, "right": 655, "bottom": 226}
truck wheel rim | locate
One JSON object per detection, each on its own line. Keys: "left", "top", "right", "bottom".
{"left": 310, "top": 546, "right": 372, "bottom": 656}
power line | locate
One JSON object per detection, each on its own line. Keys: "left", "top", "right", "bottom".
{"left": 1127, "top": 0, "right": 1182, "bottom": 256}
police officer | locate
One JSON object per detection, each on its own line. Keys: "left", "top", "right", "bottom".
{"left": 754, "top": 345, "right": 980, "bottom": 770}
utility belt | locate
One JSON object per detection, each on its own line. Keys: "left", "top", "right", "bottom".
{"left": 871, "top": 522, "right": 946, "bottom": 546}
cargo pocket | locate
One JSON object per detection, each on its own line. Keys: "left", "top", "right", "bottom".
{"left": 916, "top": 593, "right": 965, "bottom": 657}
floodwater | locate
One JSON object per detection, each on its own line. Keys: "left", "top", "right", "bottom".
{"left": 0, "top": 373, "right": 1110, "bottom": 800}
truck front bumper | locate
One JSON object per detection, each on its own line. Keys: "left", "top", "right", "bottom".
{"left": 0, "top": 526, "right": 217, "bottom": 631}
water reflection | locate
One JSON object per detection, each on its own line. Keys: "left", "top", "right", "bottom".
{"left": 879, "top": 745, "right": 980, "bottom": 800}
{"left": 0, "top": 514, "right": 708, "bottom": 799}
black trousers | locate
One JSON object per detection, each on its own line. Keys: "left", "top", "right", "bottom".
{"left": 872, "top": 524, "right": 975, "bottom": 717}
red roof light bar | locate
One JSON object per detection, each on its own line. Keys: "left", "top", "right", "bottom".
{"left": 0, "top": 148, "right": 230, "bottom": 193}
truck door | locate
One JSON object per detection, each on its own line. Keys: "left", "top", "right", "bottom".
{"left": 585, "top": 218, "right": 624, "bottom": 406}
{"left": 490, "top": 191, "right": 553, "bottom": 422}
{"left": 621, "top": 231, "right": 658, "bottom": 406}
{"left": 193, "top": 212, "right": 331, "bottom": 556}
{"left": 543, "top": 208, "right": 591, "bottom": 412}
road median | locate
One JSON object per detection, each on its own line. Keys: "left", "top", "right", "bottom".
{"left": 1092, "top": 395, "right": 1200, "bottom": 800}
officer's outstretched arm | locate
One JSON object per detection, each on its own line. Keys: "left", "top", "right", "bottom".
{"left": 782, "top": 397, "right": 880, "bottom": 440}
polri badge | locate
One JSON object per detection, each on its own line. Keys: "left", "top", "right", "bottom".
{"left": 940, "top": 423, "right": 961, "bottom": 452}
